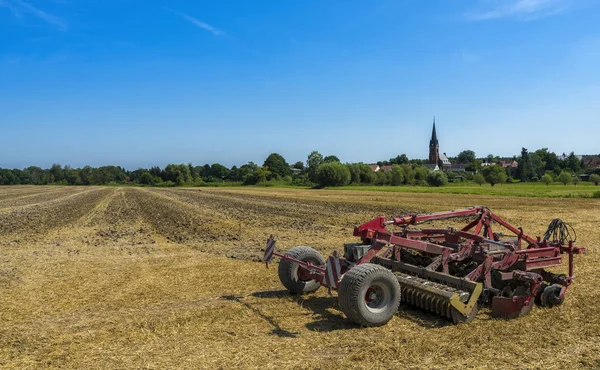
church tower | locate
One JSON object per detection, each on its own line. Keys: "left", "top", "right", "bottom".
{"left": 429, "top": 117, "right": 439, "bottom": 165}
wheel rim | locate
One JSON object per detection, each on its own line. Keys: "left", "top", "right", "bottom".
{"left": 364, "top": 282, "right": 391, "bottom": 313}
{"left": 297, "top": 267, "right": 312, "bottom": 281}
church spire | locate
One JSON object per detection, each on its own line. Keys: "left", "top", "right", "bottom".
{"left": 430, "top": 116, "right": 438, "bottom": 147}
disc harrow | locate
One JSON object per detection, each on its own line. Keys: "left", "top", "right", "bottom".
{"left": 263, "top": 206, "right": 585, "bottom": 327}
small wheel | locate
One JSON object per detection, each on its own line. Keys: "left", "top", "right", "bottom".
{"left": 534, "top": 283, "right": 549, "bottom": 306}
{"left": 540, "top": 284, "right": 564, "bottom": 308}
{"left": 338, "top": 263, "right": 401, "bottom": 327}
{"left": 278, "top": 246, "right": 325, "bottom": 294}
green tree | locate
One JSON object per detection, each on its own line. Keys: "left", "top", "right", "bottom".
{"left": 202, "top": 164, "right": 212, "bottom": 180}
{"left": 457, "top": 150, "right": 476, "bottom": 163}
{"left": 390, "top": 154, "right": 409, "bottom": 165}
{"left": 557, "top": 171, "right": 572, "bottom": 186}
{"left": 139, "top": 172, "right": 154, "bottom": 185}
{"left": 26, "top": 166, "right": 44, "bottom": 185}
{"left": 292, "top": 161, "right": 305, "bottom": 170}
{"left": 243, "top": 166, "right": 271, "bottom": 185}
{"left": 541, "top": 174, "right": 553, "bottom": 186}
{"left": 263, "top": 153, "right": 290, "bottom": 179}
{"left": 426, "top": 171, "right": 448, "bottom": 187}
{"left": 307, "top": 151, "right": 324, "bottom": 183}
{"left": 388, "top": 165, "right": 405, "bottom": 186}
{"left": 374, "top": 170, "right": 387, "bottom": 185}
{"left": 226, "top": 165, "right": 241, "bottom": 181}
{"left": 562, "top": 152, "right": 582, "bottom": 173}
{"left": 210, "top": 163, "right": 230, "bottom": 181}
{"left": 536, "top": 148, "right": 560, "bottom": 174}
{"left": 516, "top": 148, "right": 530, "bottom": 181}
{"left": 482, "top": 165, "right": 507, "bottom": 187}
{"left": 414, "top": 166, "right": 429, "bottom": 184}
{"left": 0, "top": 170, "right": 17, "bottom": 185}
{"left": 590, "top": 174, "right": 600, "bottom": 186}
{"left": 396, "top": 164, "right": 413, "bottom": 185}
{"left": 573, "top": 176, "right": 581, "bottom": 186}
{"left": 188, "top": 163, "right": 199, "bottom": 181}
{"left": 49, "top": 163, "right": 64, "bottom": 183}
{"left": 323, "top": 155, "right": 340, "bottom": 163}
{"left": 465, "top": 159, "right": 482, "bottom": 173}
{"left": 346, "top": 164, "right": 361, "bottom": 184}
{"left": 316, "top": 162, "right": 350, "bottom": 187}
{"left": 149, "top": 166, "right": 162, "bottom": 179}
{"left": 359, "top": 164, "right": 376, "bottom": 184}
{"left": 163, "top": 164, "right": 193, "bottom": 185}
{"left": 90, "top": 166, "right": 127, "bottom": 185}
{"left": 78, "top": 166, "right": 93, "bottom": 185}
{"left": 527, "top": 152, "right": 546, "bottom": 179}
{"left": 238, "top": 162, "right": 258, "bottom": 181}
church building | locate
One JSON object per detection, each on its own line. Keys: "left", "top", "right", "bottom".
{"left": 426, "top": 118, "right": 450, "bottom": 171}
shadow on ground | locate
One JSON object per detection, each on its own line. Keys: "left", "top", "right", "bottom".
{"left": 221, "top": 294, "right": 300, "bottom": 338}
{"left": 251, "top": 290, "right": 355, "bottom": 332}
{"left": 250, "top": 290, "right": 455, "bottom": 332}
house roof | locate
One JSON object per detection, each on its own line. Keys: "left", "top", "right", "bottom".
{"left": 583, "top": 157, "right": 600, "bottom": 168}
{"left": 500, "top": 160, "right": 518, "bottom": 168}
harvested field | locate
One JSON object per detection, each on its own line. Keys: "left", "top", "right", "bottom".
{"left": 0, "top": 186, "right": 598, "bottom": 369}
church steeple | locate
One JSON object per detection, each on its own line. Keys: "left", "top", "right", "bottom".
{"left": 430, "top": 117, "right": 438, "bottom": 147}
{"left": 429, "top": 117, "right": 440, "bottom": 165}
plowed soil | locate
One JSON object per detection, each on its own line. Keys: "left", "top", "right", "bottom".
{"left": 0, "top": 186, "right": 598, "bottom": 369}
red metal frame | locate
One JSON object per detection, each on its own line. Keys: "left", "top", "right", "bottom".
{"left": 267, "top": 206, "right": 585, "bottom": 317}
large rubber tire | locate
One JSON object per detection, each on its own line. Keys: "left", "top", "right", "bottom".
{"left": 338, "top": 263, "right": 401, "bottom": 327}
{"left": 278, "top": 246, "right": 325, "bottom": 294}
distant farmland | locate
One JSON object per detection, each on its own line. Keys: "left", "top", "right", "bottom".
{"left": 0, "top": 186, "right": 598, "bottom": 369}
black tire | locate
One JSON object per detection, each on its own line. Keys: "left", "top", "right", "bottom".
{"left": 540, "top": 284, "right": 564, "bottom": 308}
{"left": 338, "top": 263, "right": 401, "bottom": 327}
{"left": 278, "top": 246, "right": 325, "bottom": 294}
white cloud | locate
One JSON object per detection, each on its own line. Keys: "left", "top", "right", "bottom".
{"left": 0, "top": 0, "right": 67, "bottom": 30}
{"left": 0, "top": 0, "right": 22, "bottom": 18}
{"left": 169, "top": 9, "right": 225, "bottom": 36}
{"left": 466, "top": 0, "right": 569, "bottom": 21}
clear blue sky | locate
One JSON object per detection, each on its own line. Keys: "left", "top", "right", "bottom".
{"left": 1, "top": 0, "right": 599, "bottom": 169}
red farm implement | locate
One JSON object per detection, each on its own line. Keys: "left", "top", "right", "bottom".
{"left": 263, "top": 206, "right": 585, "bottom": 327}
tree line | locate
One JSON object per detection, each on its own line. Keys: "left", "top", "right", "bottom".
{"left": 0, "top": 147, "right": 598, "bottom": 187}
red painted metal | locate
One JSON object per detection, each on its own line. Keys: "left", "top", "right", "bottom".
{"left": 266, "top": 206, "right": 585, "bottom": 323}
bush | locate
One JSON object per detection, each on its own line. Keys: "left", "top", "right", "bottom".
{"left": 473, "top": 173, "right": 485, "bottom": 186}
{"left": 592, "top": 191, "right": 600, "bottom": 198}
{"left": 316, "top": 162, "right": 351, "bottom": 187}
{"left": 414, "top": 166, "right": 429, "bottom": 182}
{"left": 482, "top": 165, "right": 507, "bottom": 187}
{"left": 387, "top": 165, "right": 405, "bottom": 186}
{"left": 541, "top": 174, "right": 553, "bottom": 186}
{"left": 591, "top": 174, "right": 600, "bottom": 186}
{"left": 155, "top": 180, "right": 176, "bottom": 187}
{"left": 139, "top": 172, "right": 154, "bottom": 185}
{"left": 558, "top": 171, "right": 572, "bottom": 185}
{"left": 374, "top": 171, "right": 387, "bottom": 186}
{"left": 426, "top": 171, "right": 448, "bottom": 187}
{"left": 243, "top": 166, "right": 271, "bottom": 185}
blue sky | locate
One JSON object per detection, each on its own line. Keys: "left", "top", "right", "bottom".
{"left": 1, "top": 0, "right": 599, "bottom": 169}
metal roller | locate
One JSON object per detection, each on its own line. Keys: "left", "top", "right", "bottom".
{"left": 395, "top": 273, "right": 479, "bottom": 323}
